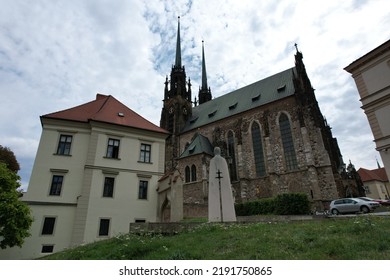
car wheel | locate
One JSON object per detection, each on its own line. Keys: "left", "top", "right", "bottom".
{"left": 361, "top": 206, "right": 370, "bottom": 214}
{"left": 331, "top": 209, "right": 339, "bottom": 215}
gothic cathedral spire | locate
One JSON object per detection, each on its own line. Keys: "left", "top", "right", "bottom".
{"left": 198, "top": 40, "right": 212, "bottom": 104}
{"left": 175, "top": 16, "right": 182, "bottom": 68}
{"left": 164, "top": 16, "right": 191, "bottom": 101}
{"left": 160, "top": 17, "right": 193, "bottom": 172}
{"left": 201, "top": 40, "right": 207, "bottom": 90}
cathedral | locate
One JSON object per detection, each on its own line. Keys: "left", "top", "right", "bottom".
{"left": 157, "top": 18, "right": 362, "bottom": 220}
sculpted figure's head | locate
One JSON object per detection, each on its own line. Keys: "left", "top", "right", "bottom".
{"left": 214, "top": 147, "right": 221, "bottom": 156}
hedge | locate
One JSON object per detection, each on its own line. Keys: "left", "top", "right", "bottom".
{"left": 235, "top": 193, "right": 310, "bottom": 216}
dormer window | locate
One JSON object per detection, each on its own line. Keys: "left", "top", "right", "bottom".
{"left": 252, "top": 93, "right": 261, "bottom": 102}
{"left": 189, "top": 145, "right": 196, "bottom": 154}
{"left": 277, "top": 85, "right": 286, "bottom": 92}
{"left": 229, "top": 102, "right": 238, "bottom": 110}
{"left": 208, "top": 110, "right": 217, "bottom": 118}
{"left": 190, "top": 116, "right": 198, "bottom": 124}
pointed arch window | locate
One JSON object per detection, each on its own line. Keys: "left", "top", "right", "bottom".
{"left": 191, "top": 164, "right": 197, "bottom": 181}
{"left": 251, "top": 122, "right": 266, "bottom": 177}
{"left": 227, "top": 131, "right": 238, "bottom": 181}
{"left": 279, "top": 113, "right": 298, "bottom": 171}
{"left": 185, "top": 166, "right": 190, "bottom": 183}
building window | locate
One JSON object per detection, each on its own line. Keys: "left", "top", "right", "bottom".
{"left": 49, "top": 175, "right": 63, "bottom": 196}
{"left": 41, "top": 245, "right": 54, "bottom": 253}
{"left": 106, "top": 138, "right": 120, "bottom": 158}
{"left": 138, "top": 180, "right": 148, "bottom": 199}
{"left": 56, "top": 134, "right": 72, "bottom": 155}
{"left": 251, "top": 122, "right": 266, "bottom": 177}
{"left": 279, "top": 113, "right": 298, "bottom": 171}
{"left": 103, "top": 177, "right": 115, "bottom": 197}
{"left": 185, "top": 166, "right": 190, "bottom": 182}
{"left": 139, "top": 144, "right": 151, "bottom": 163}
{"left": 191, "top": 164, "right": 197, "bottom": 181}
{"left": 41, "top": 217, "right": 56, "bottom": 235}
{"left": 98, "top": 218, "right": 110, "bottom": 236}
{"left": 227, "top": 131, "right": 238, "bottom": 181}
{"left": 363, "top": 186, "right": 371, "bottom": 194}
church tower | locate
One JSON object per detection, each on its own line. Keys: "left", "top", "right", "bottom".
{"left": 160, "top": 17, "right": 192, "bottom": 171}
{"left": 198, "top": 41, "right": 212, "bottom": 104}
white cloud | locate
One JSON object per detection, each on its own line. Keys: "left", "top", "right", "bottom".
{"left": 0, "top": 0, "right": 389, "bottom": 190}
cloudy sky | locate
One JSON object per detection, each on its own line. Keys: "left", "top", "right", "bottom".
{"left": 0, "top": 0, "right": 389, "bottom": 190}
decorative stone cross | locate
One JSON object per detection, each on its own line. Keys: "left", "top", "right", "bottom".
{"left": 216, "top": 169, "right": 223, "bottom": 222}
{"left": 216, "top": 169, "right": 223, "bottom": 181}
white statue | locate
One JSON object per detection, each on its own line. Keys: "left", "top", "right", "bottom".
{"left": 208, "top": 147, "right": 237, "bottom": 222}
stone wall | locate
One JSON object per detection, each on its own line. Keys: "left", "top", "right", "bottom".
{"left": 183, "top": 203, "right": 208, "bottom": 218}
{"left": 180, "top": 96, "right": 338, "bottom": 204}
{"left": 170, "top": 94, "right": 345, "bottom": 218}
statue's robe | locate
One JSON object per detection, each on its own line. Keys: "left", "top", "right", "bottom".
{"left": 208, "top": 152, "right": 236, "bottom": 222}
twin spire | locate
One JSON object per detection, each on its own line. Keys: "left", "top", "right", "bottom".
{"left": 199, "top": 40, "right": 212, "bottom": 104}
{"left": 173, "top": 16, "right": 212, "bottom": 105}
{"left": 175, "top": 17, "right": 182, "bottom": 68}
{"left": 201, "top": 40, "right": 208, "bottom": 91}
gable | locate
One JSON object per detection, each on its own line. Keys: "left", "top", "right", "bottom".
{"left": 179, "top": 133, "right": 214, "bottom": 158}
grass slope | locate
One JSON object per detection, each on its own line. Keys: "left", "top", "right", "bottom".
{"left": 42, "top": 216, "right": 390, "bottom": 260}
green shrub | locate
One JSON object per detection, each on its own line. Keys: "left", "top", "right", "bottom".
{"left": 235, "top": 197, "right": 275, "bottom": 215}
{"left": 274, "top": 193, "right": 310, "bottom": 215}
{"left": 235, "top": 193, "right": 310, "bottom": 216}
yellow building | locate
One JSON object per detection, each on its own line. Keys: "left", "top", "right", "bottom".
{"left": 358, "top": 167, "right": 390, "bottom": 200}
{"left": 345, "top": 39, "right": 390, "bottom": 182}
{"left": 1, "top": 94, "right": 167, "bottom": 259}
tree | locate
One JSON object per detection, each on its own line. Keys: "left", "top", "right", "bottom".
{"left": 0, "top": 163, "right": 33, "bottom": 249}
{"left": 0, "top": 145, "right": 20, "bottom": 173}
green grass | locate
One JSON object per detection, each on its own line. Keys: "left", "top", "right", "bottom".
{"left": 41, "top": 216, "right": 390, "bottom": 260}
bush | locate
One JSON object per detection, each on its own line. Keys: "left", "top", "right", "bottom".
{"left": 273, "top": 193, "right": 310, "bottom": 215}
{"left": 235, "top": 193, "right": 310, "bottom": 216}
{"left": 235, "top": 197, "right": 275, "bottom": 216}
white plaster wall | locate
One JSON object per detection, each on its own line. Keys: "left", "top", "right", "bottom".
{"left": 0, "top": 205, "right": 76, "bottom": 260}
{"left": 1, "top": 118, "right": 166, "bottom": 259}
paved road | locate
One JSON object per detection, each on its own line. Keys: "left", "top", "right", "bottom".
{"left": 329, "top": 209, "right": 390, "bottom": 218}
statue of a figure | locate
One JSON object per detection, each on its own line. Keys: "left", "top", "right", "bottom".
{"left": 208, "top": 147, "right": 236, "bottom": 222}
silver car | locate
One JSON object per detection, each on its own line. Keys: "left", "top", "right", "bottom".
{"left": 329, "top": 198, "right": 380, "bottom": 215}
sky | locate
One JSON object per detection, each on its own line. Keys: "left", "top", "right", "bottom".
{"left": 0, "top": 0, "right": 389, "bottom": 190}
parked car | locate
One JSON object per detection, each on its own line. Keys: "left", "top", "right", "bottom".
{"left": 358, "top": 197, "right": 390, "bottom": 206}
{"left": 329, "top": 198, "right": 380, "bottom": 215}
{"left": 382, "top": 199, "right": 390, "bottom": 206}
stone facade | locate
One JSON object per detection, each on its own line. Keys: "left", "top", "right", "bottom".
{"left": 177, "top": 94, "right": 340, "bottom": 212}
{"left": 159, "top": 20, "right": 361, "bottom": 220}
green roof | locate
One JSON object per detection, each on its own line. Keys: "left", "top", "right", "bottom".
{"left": 182, "top": 67, "right": 296, "bottom": 132}
{"left": 179, "top": 133, "right": 214, "bottom": 158}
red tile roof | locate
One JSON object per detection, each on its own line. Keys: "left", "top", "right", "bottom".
{"left": 358, "top": 167, "right": 389, "bottom": 183}
{"left": 42, "top": 94, "right": 168, "bottom": 134}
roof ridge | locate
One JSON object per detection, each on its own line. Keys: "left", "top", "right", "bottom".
{"left": 91, "top": 94, "right": 111, "bottom": 120}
